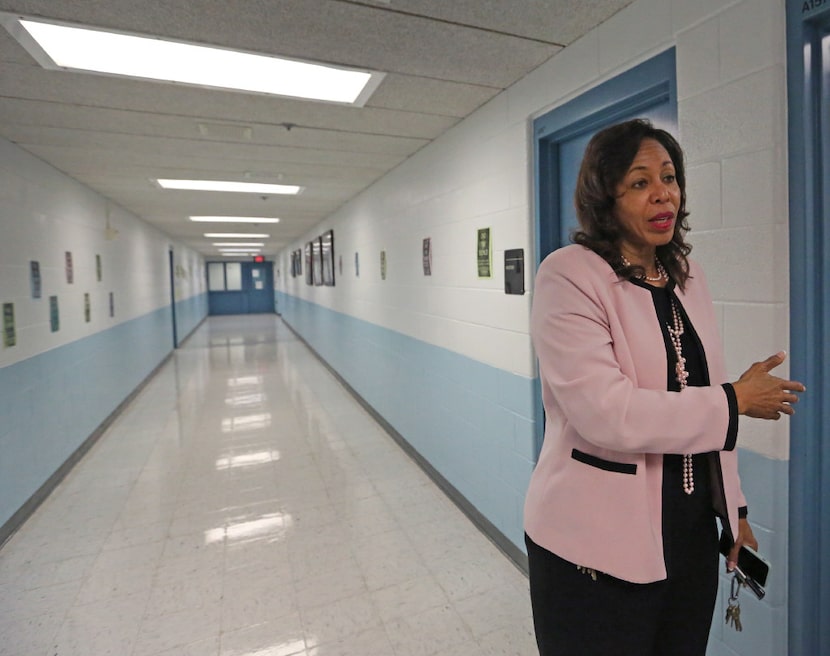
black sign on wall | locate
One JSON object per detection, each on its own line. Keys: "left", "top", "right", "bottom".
{"left": 504, "top": 249, "right": 525, "bottom": 295}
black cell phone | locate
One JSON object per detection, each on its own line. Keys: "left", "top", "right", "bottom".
{"left": 718, "top": 532, "right": 770, "bottom": 599}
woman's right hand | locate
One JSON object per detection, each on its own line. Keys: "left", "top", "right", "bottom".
{"left": 732, "top": 351, "right": 806, "bottom": 419}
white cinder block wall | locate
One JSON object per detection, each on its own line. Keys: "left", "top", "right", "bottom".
{"left": 277, "top": 1, "right": 792, "bottom": 654}
{"left": 0, "top": 139, "right": 207, "bottom": 369}
{"left": 0, "top": 138, "right": 207, "bottom": 532}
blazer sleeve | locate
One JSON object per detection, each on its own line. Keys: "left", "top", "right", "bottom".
{"left": 531, "top": 252, "right": 736, "bottom": 455}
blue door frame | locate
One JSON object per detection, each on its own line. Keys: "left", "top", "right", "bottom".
{"left": 532, "top": 49, "right": 678, "bottom": 457}
{"left": 168, "top": 249, "right": 178, "bottom": 348}
{"left": 786, "top": 4, "right": 830, "bottom": 654}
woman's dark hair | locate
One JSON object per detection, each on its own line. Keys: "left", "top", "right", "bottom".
{"left": 572, "top": 118, "right": 692, "bottom": 288}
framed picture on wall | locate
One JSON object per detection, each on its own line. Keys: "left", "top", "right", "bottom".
{"left": 305, "top": 242, "right": 313, "bottom": 285}
{"left": 321, "top": 230, "right": 335, "bottom": 286}
{"left": 312, "top": 237, "right": 323, "bottom": 286}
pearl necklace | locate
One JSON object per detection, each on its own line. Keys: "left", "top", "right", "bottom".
{"left": 668, "top": 298, "right": 694, "bottom": 495}
{"left": 620, "top": 255, "right": 667, "bottom": 282}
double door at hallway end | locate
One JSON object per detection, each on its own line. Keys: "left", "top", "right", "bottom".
{"left": 207, "top": 261, "right": 275, "bottom": 315}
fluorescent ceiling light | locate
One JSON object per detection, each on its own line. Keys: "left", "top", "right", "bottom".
{"left": 158, "top": 179, "right": 300, "bottom": 194}
{"left": 213, "top": 242, "right": 264, "bottom": 247}
{"left": 7, "top": 17, "right": 383, "bottom": 105}
{"left": 191, "top": 216, "right": 280, "bottom": 223}
{"left": 204, "top": 233, "right": 270, "bottom": 238}
{"left": 219, "top": 249, "right": 261, "bottom": 253}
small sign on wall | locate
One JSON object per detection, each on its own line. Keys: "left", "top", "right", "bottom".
{"left": 84, "top": 293, "right": 91, "bottom": 322}
{"left": 477, "top": 228, "right": 492, "bottom": 278}
{"left": 3, "top": 303, "right": 15, "bottom": 347}
{"left": 422, "top": 238, "right": 432, "bottom": 276}
{"left": 30, "top": 261, "right": 41, "bottom": 299}
{"left": 65, "top": 251, "right": 73, "bottom": 284}
{"left": 504, "top": 249, "right": 525, "bottom": 295}
{"left": 380, "top": 250, "right": 387, "bottom": 280}
{"left": 50, "top": 296, "right": 59, "bottom": 332}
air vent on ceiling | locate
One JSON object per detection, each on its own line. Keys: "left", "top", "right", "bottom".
{"left": 197, "top": 122, "right": 253, "bottom": 141}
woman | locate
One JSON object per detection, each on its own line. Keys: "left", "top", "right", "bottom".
{"left": 524, "top": 119, "right": 805, "bottom": 655}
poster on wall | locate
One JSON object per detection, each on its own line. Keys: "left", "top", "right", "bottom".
{"left": 305, "top": 242, "right": 313, "bottom": 285}
{"left": 50, "top": 296, "right": 59, "bottom": 332}
{"left": 312, "top": 237, "right": 323, "bottom": 286}
{"left": 84, "top": 293, "right": 91, "bottom": 322}
{"left": 380, "top": 250, "right": 387, "bottom": 280}
{"left": 30, "top": 261, "right": 42, "bottom": 298}
{"left": 477, "top": 228, "right": 492, "bottom": 278}
{"left": 109, "top": 292, "right": 115, "bottom": 318}
{"left": 96, "top": 254, "right": 102, "bottom": 282}
{"left": 3, "top": 303, "right": 15, "bottom": 348}
{"left": 296, "top": 249, "right": 302, "bottom": 276}
{"left": 321, "top": 230, "right": 335, "bottom": 286}
{"left": 422, "top": 238, "right": 432, "bottom": 276}
{"left": 65, "top": 251, "right": 74, "bottom": 284}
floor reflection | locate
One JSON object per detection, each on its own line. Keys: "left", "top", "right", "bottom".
{"left": 0, "top": 315, "right": 534, "bottom": 656}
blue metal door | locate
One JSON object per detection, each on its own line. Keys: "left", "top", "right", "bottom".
{"left": 786, "top": 6, "right": 830, "bottom": 653}
{"left": 247, "top": 263, "right": 274, "bottom": 313}
{"left": 208, "top": 261, "right": 275, "bottom": 315}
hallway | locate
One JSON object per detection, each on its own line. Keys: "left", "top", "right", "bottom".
{"left": 0, "top": 315, "right": 534, "bottom": 656}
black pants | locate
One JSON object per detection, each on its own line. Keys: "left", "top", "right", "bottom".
{"left": 526, "top": 512, "right": 718, "bottom": 656}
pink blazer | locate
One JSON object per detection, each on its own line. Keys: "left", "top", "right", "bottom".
{"left": 524, "top": 245, "right": 745, "bottom": 584}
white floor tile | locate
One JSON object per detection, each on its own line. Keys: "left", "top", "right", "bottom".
{"left": 0, "top": 316, "right": 533, "bottom": 656}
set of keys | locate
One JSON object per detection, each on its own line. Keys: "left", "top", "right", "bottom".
{"left": 725, "top": 572, "right": 743, "bottom": 631}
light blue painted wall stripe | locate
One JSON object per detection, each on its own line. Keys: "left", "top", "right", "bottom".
{"left": 0, "top": 302, "right": 200, "bottom": 528}
{"left": 277, "top": 292, "right": 537, "bottom": 549}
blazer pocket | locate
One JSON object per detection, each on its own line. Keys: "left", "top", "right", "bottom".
{"left": 571, "top": 448, "right": 637, "bottom": 475}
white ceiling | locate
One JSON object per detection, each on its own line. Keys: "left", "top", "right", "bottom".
{"left": 0, "top": 0, "right": 635, "bottom": 256}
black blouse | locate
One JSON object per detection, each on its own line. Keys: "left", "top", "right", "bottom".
{"left": 636, "top": 279, "right": 719, "bottom": 574}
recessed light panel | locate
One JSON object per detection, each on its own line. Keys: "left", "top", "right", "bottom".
{"left": 4, "top": 16, "right": 383, "bottom": 105}
{"left": 204, "top": 233, "right": 270, "bottom": 238}
{"left": 158, "top": 180, "right": 300, "bottom": 194}
{"left": 191, "top": 216, "right": 281, "bottom": 223}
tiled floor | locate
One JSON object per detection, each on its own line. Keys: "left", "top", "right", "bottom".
{"left": 0, "top": 315, "right": 535, "bottom": 655}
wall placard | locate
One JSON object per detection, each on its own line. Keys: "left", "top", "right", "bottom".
{"left": 477, "top": 228, "right": 492, "bottom": 278}
{"left": 30, "top": 261, "right": 41, "bottom": 298}
{"left": 65, "top": 251, "right": 73, "bottom": 284}
{"left": 422, "top": 238, "right": 432, "bottom": 276}
{"left": 504, "top": 249, "right": 525, "bottom": 295}
{"left": 3, "top": 303, "right": 15, "bottom": 347}
{"left": 380, "top": 250, "right": 387, "bottom": 280}
{"left": 84, "top": 293, "right": 90, "bottom": 322}
{"left": 50, "top": 296, "right": 59, "bottom": 332}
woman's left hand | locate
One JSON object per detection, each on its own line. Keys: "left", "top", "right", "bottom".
{"left": 727, "top": 518, "right": 759, "bottom": 570}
